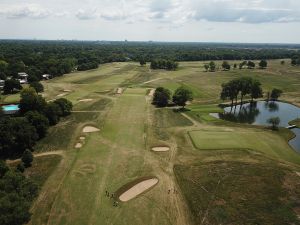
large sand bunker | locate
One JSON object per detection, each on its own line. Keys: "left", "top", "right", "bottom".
{"left": 152, "top": 146, "right": 170, "bottom": 152}
{"left": 82, "top": 126, "right": 100, "bottom": 133}
{"left": 119, "top": 178, "right": 159, "bottom": 202}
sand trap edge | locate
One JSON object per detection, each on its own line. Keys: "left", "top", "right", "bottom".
{"left": 115, "top": 176, "right": 159, "bottom": 202}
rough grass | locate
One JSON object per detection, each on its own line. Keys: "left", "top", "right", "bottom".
{"left": 189, "top": 129, "right": 300, "bottom": 164}
{"left": 174, "top": 159, "right": 300, "bottom": 225}
{"left": 154, "top": 108, "right": 193, "bottom": 128}
{"left": 9, "top": 154, "right": 62, "bottom": 187}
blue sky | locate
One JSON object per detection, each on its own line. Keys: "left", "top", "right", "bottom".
{"left": 0, "top": 0, "right": 300, "bottom": 43}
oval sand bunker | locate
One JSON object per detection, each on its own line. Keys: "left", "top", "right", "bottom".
{"left": 119, "top": 178, "right": 159, "bottom": 202}
{"left": 82, "top": 126, "right": 100, "bottom": 133}
{"left": 152, "top": 146, "right": 170, "bottom": 152}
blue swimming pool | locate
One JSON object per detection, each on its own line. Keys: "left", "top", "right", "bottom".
{"left": 2, "top": 104, "right": 20, "bottom": 114}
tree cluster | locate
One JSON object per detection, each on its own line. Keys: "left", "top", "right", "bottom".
{"left": 152, "top": 86, "right": 193, "bottom": 109}
{"left": 220, "top": 77, "right": 263, "bottom": 106}
{"left": 150, "top": 60, "right": 178, "bottom": 70}
{"left": 0, "top": 88, "right": 73, "bottom": 158}
{"left": 0, "top": 160, "right": 38, "bottom": 225}
{"left": 291, "top": 56, "right": 300, "bottom": 66}
{"left": 0, "top": 40, "right": 297, "bottom": 84}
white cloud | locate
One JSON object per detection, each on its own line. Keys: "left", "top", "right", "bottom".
{"left": 0, "top": 4, "right": 51, "bottom": 19}
{"left": 0, "top": 0, "right": 300, "bottom": 42}
{"left": 75, "top": 9, "right": 99, "bottom": 20}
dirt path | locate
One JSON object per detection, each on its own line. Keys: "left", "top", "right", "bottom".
{"left": 6, "top": 150, "right": 64, "bottom": 164}
{"left": 181, "top": 112, "right": 202, "bottom": 127}
{"left": 71, "top": 110, "right": 103, "bottom": 113}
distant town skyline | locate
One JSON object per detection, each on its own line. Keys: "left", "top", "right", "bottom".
{"left": 0, "top": 0, "right": 300, "bottom": 43}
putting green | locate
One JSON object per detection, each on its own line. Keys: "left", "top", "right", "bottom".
{"left": 189, "top": 129, "right": 300, "bottom": 164}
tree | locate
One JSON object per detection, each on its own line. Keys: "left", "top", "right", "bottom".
{"left": 16, "top": 163, "right": 25, "bottom": 173}
{"left": 25, "top": 111, "right": 49, "bottom": 139}
{"left": 29, "top": 81, "right": 44, "bottom": 93}
{"left": 267, "top": 117, "right": 280, "bottom": 130}
{"left": 220, "top": 80, "right": 239, "bottom": 107}
{"left": 139, "top": 58, "right": 146, "bottom": 66}
{"left": 247, "top": 61, "right": 255, "bottom": 69}
{"left": 281, "top": 60, "right": 285, "bottom": 65}
{"left": 3, "top": 79, "right": 22, "bottom": 94}
{"left": 259, "top": 60, "right": 268, "bottom": 69}
{"left": 0, "top": 117, "right": 38, "bottom": 158}
{"left": 239, "top": 61, "right": 247, "bottom": 69}
{"left": 19, "top": 88, "right": 47, "bottom": 114}
{"left": 222, "top": 61, "right": 231, "bottom": 71}
{"left": 21, "top": 150, "right": 33, "bottom": 168}
{"left": 250, "top": 80, "right": 263, "bottom": 102}
{"left": 209, "top": 61, "right": 216, "bottom": 72}
{"left": 238, "top": 77, "right": 252, "bottom": 104}
{"left": 0, "top": 168, "right": 38, "bottom": 225}
{"left": 204, "top": 64, "right": 209, "bottom": 72}
{"left": 173, "top": 87, "right": 193, "bottom": 109}
{"left": 233, "top": 63, "right": 237, "bottom": 69}
{"left": 0, "top": 160, "right": 9, "bottom": 178}
{"left": 54, "top": 98, "right": 73, "bottom": 116}
{"left": 152, "top": 87, "right": 171, "bottom": 107}
{"left": 291, "top": 56, "right": 300, "bottom": 66}
{"left": 270, "top": 88, "right": 283, "bottom": 101}
{"left": 44, "top": 102, "right": 62, "bottom": 125}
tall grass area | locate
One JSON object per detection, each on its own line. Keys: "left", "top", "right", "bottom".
{"left": 175, "top": 158, "right": 300, "bottom": 225}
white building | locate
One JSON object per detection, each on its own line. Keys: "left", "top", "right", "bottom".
{"left": 18, "top": 72, "right": 28, "bottom": 84}
{"left": 42, "top": 74, "right": 52, "bottom": 80}
{"left": 0, "top": 79, "right": 4, "bottom": 89}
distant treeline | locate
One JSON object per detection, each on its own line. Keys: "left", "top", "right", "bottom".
{"left": 0, "top": 40, "right": 300, "bottom": 81}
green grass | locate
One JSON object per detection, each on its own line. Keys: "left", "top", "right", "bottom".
{"left": 32, "top": 88, "right": 176, "bottom": 225}
{"left": 290, "top": 118, "right": 300, "bottom": 128}
{"left": 189, "top": 129, "right": 300, "bottom": 164}
{"left": 28, "top": 60, "right": 300, "bottom": 225}
{"left": 1, "top": 93, "right": 20, "bottom": 103}
{"left": 175, "top": 159, "right": 300, "bottom": 225}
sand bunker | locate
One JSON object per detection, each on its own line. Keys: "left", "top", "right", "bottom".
{"left": 296, "top": 172, "right": 300, "bottom": 177}
{"left": 119, "top": 178, "right": 159, "bottom": 202}
{"left": 75, "top": 143, "right": 82, "bottom": 148}
{"left": 148, "top": 89, "right": 155, "bottom": 97}
{"left": 78, "top": 99, "right": 93, "bottom": 102}
{"left": 152, "top": 146, "right": 170, "bottom": 152}
{"left": 57, "top": 93, "right": 67, "bottom": 97}
{"left": 63, "top": 89, "right": 72, "bottom": 92}
{"left": 79, "top": 136, "right": 86, "bottom": 140}
{"left": 82, "top": 126, "right": 100, "bottom": 133}
{"left": 116, "top": 88, "right": 123, "bottom": 94}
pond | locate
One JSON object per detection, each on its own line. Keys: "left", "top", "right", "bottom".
{"left": 211, "top": 101, "right": 300, "bottom": 152}
{"left": 2, "top": 104, "right": 20, "bottom": 114}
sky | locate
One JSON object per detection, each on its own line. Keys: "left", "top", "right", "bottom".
{"left": 0, "top": 0, "right": 300, "bottom": 43}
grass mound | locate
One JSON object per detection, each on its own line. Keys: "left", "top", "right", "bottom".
{"left": 175, "top": 160, "right": 300, "bottom": 225}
